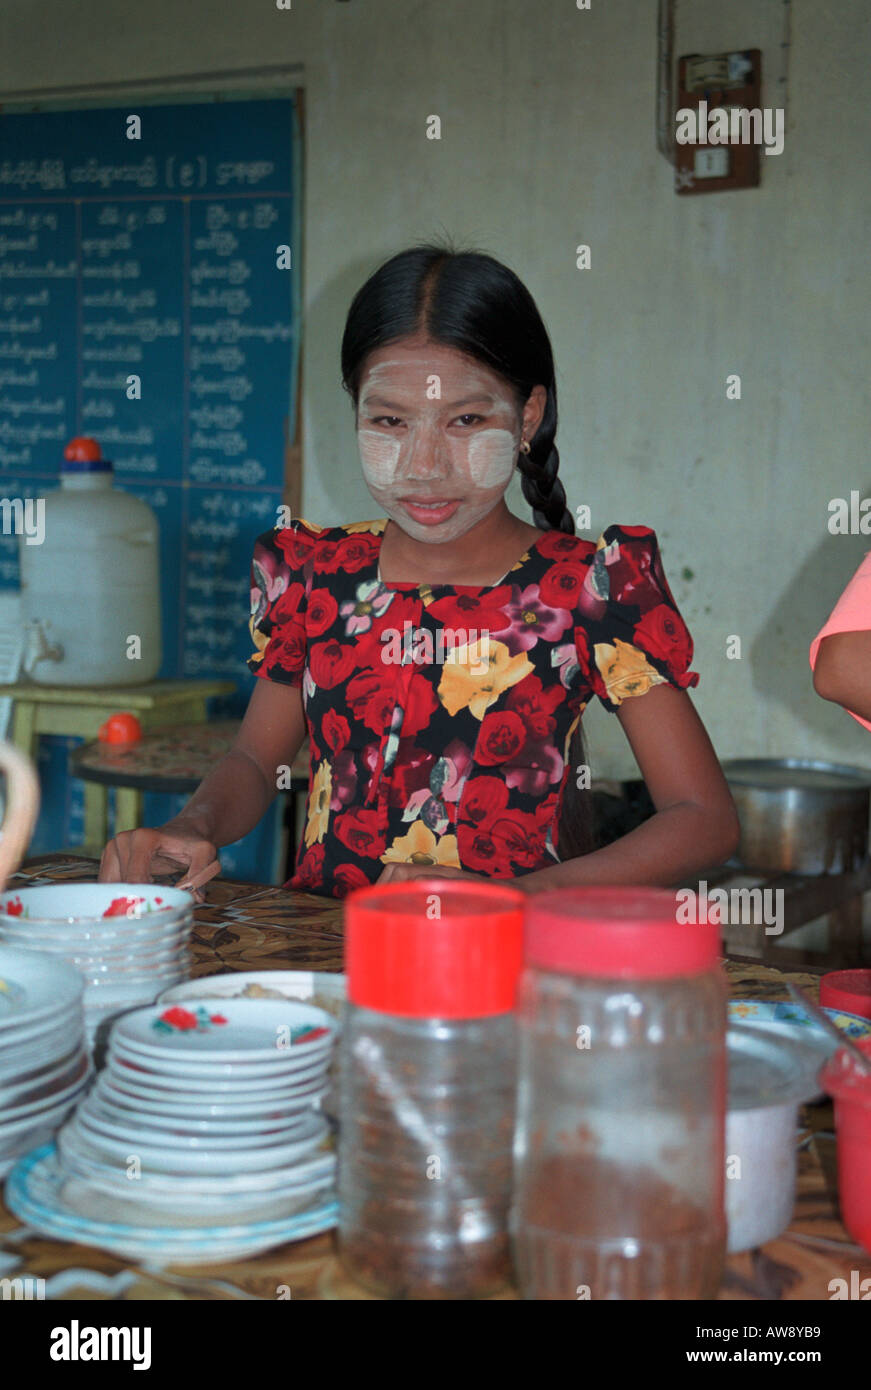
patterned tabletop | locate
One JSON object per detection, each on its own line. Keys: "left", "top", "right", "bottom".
{"left": 1, "top": 853, "right": 868, "bottom": 1301}
{"left": 70, "top": 723, "right": 310, "bottom": 795}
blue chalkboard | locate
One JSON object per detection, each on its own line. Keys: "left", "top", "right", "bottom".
{"left": 0, "top": 96, "right": 301, "bottom": 880}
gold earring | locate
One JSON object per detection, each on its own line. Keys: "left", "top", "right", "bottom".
{"left": 519, "top": 439, "right": 531, "bottom": 455}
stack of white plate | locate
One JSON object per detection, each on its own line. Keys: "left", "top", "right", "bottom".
{"left": 7, "top": 998, "right": 339, "bottom": 1263}
{"left": 158, "top": 969, "right": 347, "bottom": 1021}
{"left": 0, "top": 945, "right": 91, "bottom": 1178}
{"left": 0, "top": 884, "right": 194, "bottom": 1049}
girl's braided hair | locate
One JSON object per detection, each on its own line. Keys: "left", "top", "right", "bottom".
{"left": 341, "top": 239, "right": 596, "bottom": 863}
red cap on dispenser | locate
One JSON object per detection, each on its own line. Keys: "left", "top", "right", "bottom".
{"left": 344, "top": 879, "right": 525, "bottom": 1018}
{"left": 64, "top": 436, "right": 103, "bottom": 462}
{"left": 525, "top": 886, "right": 720, "bottom": 979}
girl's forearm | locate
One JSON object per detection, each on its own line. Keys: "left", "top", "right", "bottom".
{"left": 517, "top": 801, "right": 739, "bottom": 893}
{"left": 166, "top": 748, "right": 278, "bottom": 847}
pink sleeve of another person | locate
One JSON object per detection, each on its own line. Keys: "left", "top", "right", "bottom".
{"left": 809, "top": 552, "right": 871, "bottom": 731}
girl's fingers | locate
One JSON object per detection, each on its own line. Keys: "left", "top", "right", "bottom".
{"left": 98, "top": 839, "right": 123, "bottom": 883}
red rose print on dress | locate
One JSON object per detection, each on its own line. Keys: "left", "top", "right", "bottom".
{"left": 505, "top": 674, "right": 563, "bottom": 739}
{"left": 573, "top": 626, "right": 609, "bottom": 702}
{"left": 461, "top": 775, "right": 510, "bottom": 824}
{"left": 346, "top": 669, "right": 397, "bottom": 734}
{"left": 458, "top": 810, "right": 543, "bottom": 873}
{"left": 269, "top": 579, "right": 305, "bottom": 628}
{"left": 426, "top": 586, "right": 512, "bottom": 632}
{"left": 388, "top": 742, "right": 433, "bottom": 809}
{"left": 538, "top": 561, "right": 586, "bottom": 611}
{"left": 309, "top": 639, "right": 358, "bottom": 690}
{"left": 476, "top": 710, "right": 526, "bottom": 765}
{"left": 322, "top": 708, "right": 351, "bottom": 754}
{"left": 247, "top": 520, "right": 698, "bottom": 896}
{"left": 319, "top": 533, "right": 380, "bottom": 574}
{"left": 489, "top": 810, "right": 546, "bottom": 869}
{"left": 535, "top": 531, "right": 585, "bottom": 561}
{"left": 398, "top": 677, "right": 439, "bottom": 738}
{"left": 334, "top": 863, "right": 371, "bottom": 894}
{"left": 606, "top": 533, "right": 663, "bottom": 614}
{"left": 307, "top": 588, "right": 338, "bottom": 637}
{"left": 457, "top": 820, "right": 504, "bottom": 874}
{"left": 264, "top": 630, "right": 306, "bottom": 680}
{"left": 633, "top": 605, "right": 696, "bottom": 682}
{"left": 275, "top": 526, "right": 318, "bottom": 569}
{"left": 334, "top": 807, "right": 387, "bottom": 858}
{"left": 535, "top": 793, "right": 559, "bottom": 830}
{"left": 293, "top": 842, "right": 326, "bottom": 891}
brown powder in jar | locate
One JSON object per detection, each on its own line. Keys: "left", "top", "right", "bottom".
{"left": 517, "top": 1154, "right": 724, "bottom": 1300}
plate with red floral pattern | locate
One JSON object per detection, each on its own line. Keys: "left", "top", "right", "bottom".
{"left": 112, "top": 999, "right": 336, "bottom": 1062}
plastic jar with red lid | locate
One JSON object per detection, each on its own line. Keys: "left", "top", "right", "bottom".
{"left": 337, "top": 879, "right": 524, "bottom": 1299}
{"left": 512, "top": 886, "right": 728, "bottom": 1300}
{"left": 820, "top": 1036, "right": 871, "bottom": 1255}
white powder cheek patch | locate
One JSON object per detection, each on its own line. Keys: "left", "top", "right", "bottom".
{"left": 462, "top": 428, "right": 518, "bottom": 489}
{"left": 357, "top": 429, "right": 402, "bottom": 487}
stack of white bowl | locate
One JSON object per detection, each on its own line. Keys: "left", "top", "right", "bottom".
{"left": 11, "top": 997, "right": 340, "bottom": 1262}
{"left": 0, "top": 884, "right": 193, "bottom": 1049}
{"left": 0, "top": 945, "right": 92, "bottom": 1177}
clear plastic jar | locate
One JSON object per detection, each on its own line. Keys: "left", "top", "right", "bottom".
{"left": 512, "top": 887, "right": 727, "bottom": 1300}
{"left": 337, "top": 880, "right": 524, "bottom": 1299}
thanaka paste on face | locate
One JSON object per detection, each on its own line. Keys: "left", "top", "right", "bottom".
{"left": 356, "top": 351, "right": 522, "bottom": 544}
{"left": 357, "top": 428, "right": 402, "bottom": 486}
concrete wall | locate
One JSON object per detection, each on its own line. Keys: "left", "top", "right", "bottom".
{"left": 3, "top": 0, "right": 869, "bottom": 779}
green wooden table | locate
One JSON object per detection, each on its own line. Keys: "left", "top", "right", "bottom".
{"left": 0, "top": 679, "right": 236, "bottom": 851}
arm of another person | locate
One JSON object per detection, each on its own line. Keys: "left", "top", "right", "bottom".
{"left": 98, "top": 677, "right": 307, "bottom": 882}
{"left": 813, "top": 630, "right": 871, "bottom": 721}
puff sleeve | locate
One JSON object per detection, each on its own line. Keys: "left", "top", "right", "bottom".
{"left": 573, "top": 524, "right": 700, "bottom": 712}
{"left": 246, "top": 518, "right": 321, "bottom": 686}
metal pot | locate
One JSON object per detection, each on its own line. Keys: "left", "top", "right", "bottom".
{"left": 722, "top": 758, "right": 871, "bottom": 875}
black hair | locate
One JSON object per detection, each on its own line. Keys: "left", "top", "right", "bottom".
{"left": 340, "top": 238, "right": 595, "bottom": 862}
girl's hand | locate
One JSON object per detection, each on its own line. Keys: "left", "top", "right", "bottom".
{"left": 99, "top": 823, "right": 218, "bottom": 896}
{"left": 376, "top": 863, "right": 480, "bottom": 886}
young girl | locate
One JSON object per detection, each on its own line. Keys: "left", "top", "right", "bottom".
{"left": 99, "top": 243, "right": 739, "bottom": 897}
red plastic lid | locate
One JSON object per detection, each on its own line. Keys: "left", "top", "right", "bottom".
{"left": 64, "top": 436, "right": 103, "bottom": 462}
{"left": 820, "top": 970, "right": 871, "bottom": 1022}
{"left": 98, "top": 712, "right": 142, "bottom": 745}
{"left": 525, "top": 886, "right": 720, "bottom": 979}
{"left": 344, "top": 879, "right": 525, "bottom": 1018}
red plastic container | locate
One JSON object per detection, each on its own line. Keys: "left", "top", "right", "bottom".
{"left": 820, "top": 969, "right": 871, "bottom": 1021}
{"left": 338, "top": 880, "right": 525, "bottom": 1297}
{"left": 820, "top": 1035, "right": 871, "bottom": 1255}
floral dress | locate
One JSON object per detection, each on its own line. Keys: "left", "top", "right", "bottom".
{"left": 247, "top": 518, "right": 699, "bottom": 898}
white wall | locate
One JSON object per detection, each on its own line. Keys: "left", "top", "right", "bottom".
{"left": 3, "top": 0, "right": 870, "bottom": 779}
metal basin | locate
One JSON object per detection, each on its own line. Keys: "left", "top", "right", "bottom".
{"left": 722, "top": 758, "right": 871, "bottom": 875}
